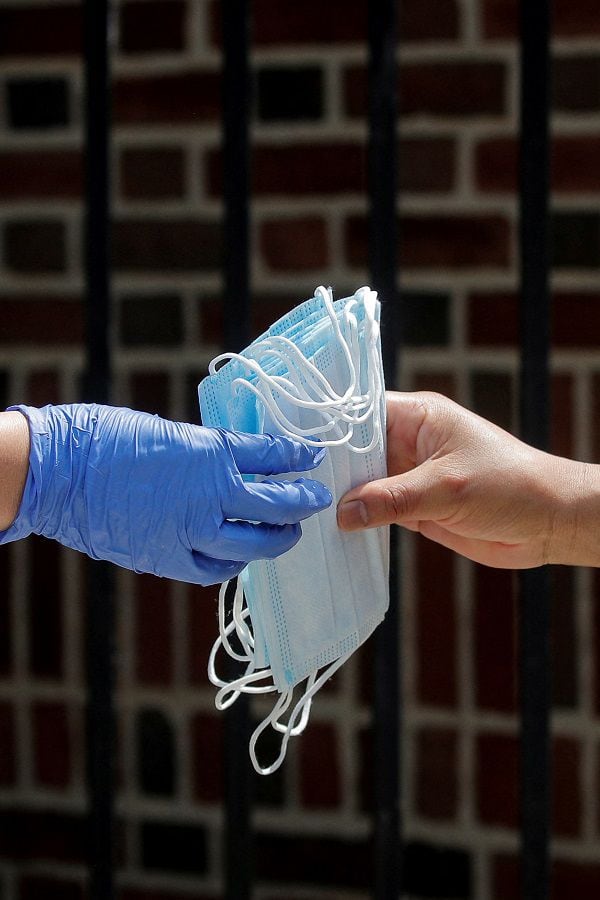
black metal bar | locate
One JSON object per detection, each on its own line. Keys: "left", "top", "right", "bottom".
{"left": 223, "top": 0, "right": 251, "bottom": 353}
{"left": 222, "top": 2, "right": 253, "bottom": 898}
{"left": 83, "top": 1, "right": 115, "bottom": 898}
{"left": 368, "top": 1, "right": 402, "bottom": 897}
{"left": 84, "top": 0, "right": 112, "bottom": 406}
{"left": 518, "top": 0, "right": 552, "bottom": 897}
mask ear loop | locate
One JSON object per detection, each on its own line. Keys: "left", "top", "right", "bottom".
{"left": 208, "top": 578, "right": 279, "bottom": 708}
{"left": 230, "top": 315, "right": 378, "bottom": 447}
{"left": 249, "top": 653, "right": 349, "bottom": 776}
{"left": 210, "top": 286, "right": 365, "bottom": 427}
{"left": 217, "top": 579, "right": 253, "bottom": 662}
{"left": 210, "top": 285, "right": 380, "bottom": 449}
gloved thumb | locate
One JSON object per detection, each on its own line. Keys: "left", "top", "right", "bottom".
{"left": 337, "top": 460, "right": 458, "bottom": 531}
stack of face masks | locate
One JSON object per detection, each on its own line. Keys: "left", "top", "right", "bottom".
{"left": 198, "top": 285, "right": 389, "bottom": 774}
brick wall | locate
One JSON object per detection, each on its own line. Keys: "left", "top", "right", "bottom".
{"left": 1, "top": 1, "right": 600, "bottom": 897}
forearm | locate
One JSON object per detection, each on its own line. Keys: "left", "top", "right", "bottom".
{"left": 0, "top": 411, "right": 30, "bottom": 531}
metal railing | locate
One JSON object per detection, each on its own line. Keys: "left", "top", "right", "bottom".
{"left": 82, "top": 1, "right": 552, "bottom": 897}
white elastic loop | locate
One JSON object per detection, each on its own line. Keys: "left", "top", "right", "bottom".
{"left": 208, "top": 285, "right": 381, "bottom": 453}
{"left": 249, "top": 653, "right": 349, "bottom": 776}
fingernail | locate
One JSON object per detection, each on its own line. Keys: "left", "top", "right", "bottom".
{"left": 338, "top": 499, "right": 368, "bottom": 530}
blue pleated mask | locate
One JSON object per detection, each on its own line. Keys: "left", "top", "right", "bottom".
{"left": 198, "top": 285, "right": 389, "bottom": 774}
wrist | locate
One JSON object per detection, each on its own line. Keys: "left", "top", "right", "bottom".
{"left": 545, "top": 456, "right": 600, "bottom": 567}
{"left": 0, "top": 411, "right": 31, "bottom": 531}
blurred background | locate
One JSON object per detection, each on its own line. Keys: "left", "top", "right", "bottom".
{"left": 1, "top": 0, "right": 600, "bottom": 897}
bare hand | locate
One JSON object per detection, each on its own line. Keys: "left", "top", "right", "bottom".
{"left": 337, "top": 391, "right": 600, "bottom": 569}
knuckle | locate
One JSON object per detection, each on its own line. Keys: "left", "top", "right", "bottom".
{"left": 383, "top": 482, "right": 414, "bottom": 521}
{"left": 439, "top": 468, "right": 470, "bottom": 502}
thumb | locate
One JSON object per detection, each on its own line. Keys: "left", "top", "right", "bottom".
{"left": 337, "top": 460, "right": 458, "bottom": 531}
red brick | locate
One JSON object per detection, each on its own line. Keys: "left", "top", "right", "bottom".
{"left": 555, "top": 57, "right": 600, "bottom": 113}
{"left": 19, "top": 875, "right": 84, "bottom": 900}
{"left": 475, "top": 137, "right": 516, "bottom": 193}
{"left": 0, "top": 6, "right": 82, "bottom": 56}
{"left": 413, "top": 372, "right": 458, "bottom": 401}
{"left": 0, "top": 151, "right": 82, "bottom": 200}
{"left": 0, "top": 548, "right": 12, "bottom": 677}
{"left": 593, "top": 374, "right": 600, "bottom": 466}
{"left": 29, "top": 536, "right": 63, "bottom": 679}
{"left": 553, "top": 137, "right": 600, "bottom": 191}
{"left": 113, "top": 219, "right": 221, "bottom": 271}
{"left": 398, "top": 0, "right": 459, "bottom": 41}
{"left": 476, "top": 732, "right": 518, "bottom": 827}
{"left": 212, "top": 0, "right": 367, "bottom": 45}
{"left": 345, "top": 61, "right": 506, "bottom": 117}
{"left": 299, "top": 723, "right": 340, "bottom": 808}
{"left": 26, "top": 371, "right": 61, "bottom": 406}
{"left": 358, "top": 726, "right": 374, "bottom": 812}
{"left": 594, "top": 568, "right": 600, "bottom": 713}
{"left": 403, "top": 61, "right": 507, "bottom": 116}
{"left": 474, "top": 567, "right": 517, "bottom": 712}
{"left": 199, "top": 295, "right": 313, "bottom": 345}
{"left": 553, "top": 860, "right": 600, "bottom": 898}
{"left": 399, "top": 138, "right": 456, "bottom": 192}
{"left": 468, "top": 292, "right": 600, "bottom": 348}
{"left": 32, "top": 702, "right": 71, "bottom": 787}
{"left": 190, "top": 712, "right": 223, "bottom": 803}
{"left": 114, "top": 72, "right": 220, "bottom": 124}
{"left": 120, "top": 2, "right": 185, "bottom": 53}
{"left": 467, "top": 292, "right": 516, "bottom": 345}
{"left": 476, "top": 136, "right": 600, "bottom": 194}
{"left": 212, "top": 138, "right": 454, "bottom": 198}
{"left": 0, "top": 298, "right": 83, "bottom": 346}
{"left": 415, "top": 727, "right": 457, "bottom": 820}
{"left": 471, "top": 370, "right": 513, "bottom": 432}
{"left": 251, "top": 297, "right": 301, "bottom": 339}
{"left": 120, "top": 148, "right": 185, "bottom": 200}
{"left": 357, "top": 630, "right": 375, "bottom": 705}
{"left": 492, "top": 854, "right": 520, "bottom": 900}
{"left": 484, "top": 0, "right": 600, "bottom": 38}
{"left": 209, "top": 143, "right": 365, "bottom": 197}
{"left": 553, "top": 737, "right": 580, "bottom": 837}
{"left": 4, "top": 221, "right": 66, "bottom": 274}
{"left": 260, "top": 217, "right": 328, "bottom": 271}
{"left": 0, "top": 702, "right": 16, "bottom": 785}
{"left": 121, "top": 891, "right": 213, "bottom": 900}
{"left": 551, "top": 374, "right": 573, "bottom": 460}
{"left": 129, "top": 372, "right": 170, "bottom": 419}
{"left": 0, "top": 809, "right": 86, "bottom": 861}
{"left": 416, "top": 535, "right": 457, "bottom": 707}
{"left": 404, "top": 215, "right": 510, "bottom": 267}
{"left": 187, "top": 584, "right": 220, "bottom": 684}
{"left": 346, "top": 214, "right": 510, "bottom": 269}
{"left": 481, "top": 0, "right": 517, "bottom": 38}
{"left": 210, "top": 0, "right": 458, "bottom": 45}
{"left": 135, "top": 575, "right": 173, "bottom": 686}
{"left": 551, "top": 568, "right": 577, "bottom": 708}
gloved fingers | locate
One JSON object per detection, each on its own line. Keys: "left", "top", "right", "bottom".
{"left": 212, "top": 520, "right": 302, "bottom": 561}
{"left": 190, "top": 551, "right": 247, "bottom": 585}
{"left": 223, "top": 477, "right": 332, "bottom": 525}
{"left": 223, "top": 430, "right": 327, "bottom": 476}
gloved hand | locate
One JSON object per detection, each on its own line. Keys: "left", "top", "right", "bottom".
{"left": 0, "top": 404, "right": 332, "bottom": 584}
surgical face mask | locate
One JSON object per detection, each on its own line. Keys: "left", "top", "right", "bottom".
{"left": 198, "top": 285, "right": 389, "bottom": 775}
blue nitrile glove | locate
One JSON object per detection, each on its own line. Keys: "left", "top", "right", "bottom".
{"left": 0, "top": 404, "right": 332, "bottom": 584}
